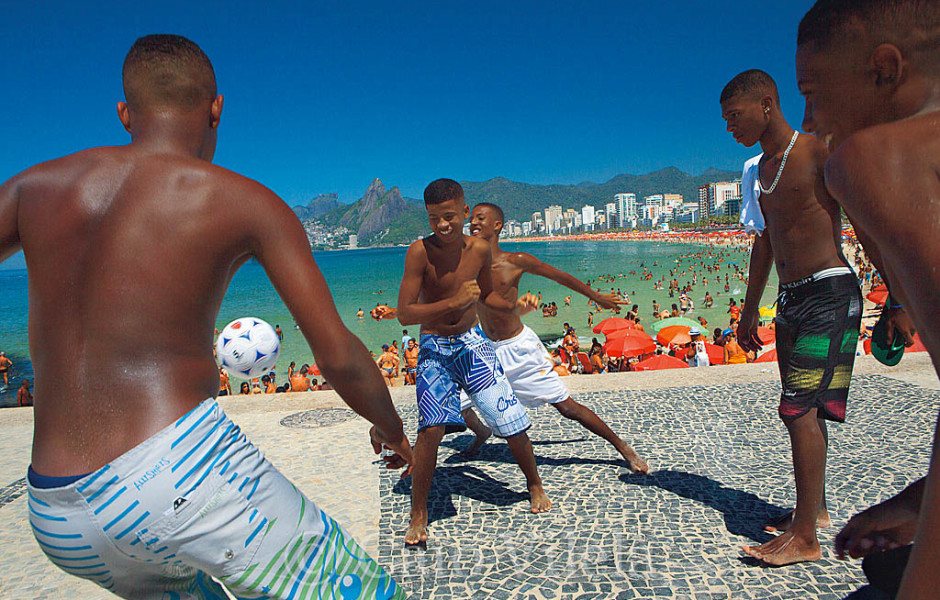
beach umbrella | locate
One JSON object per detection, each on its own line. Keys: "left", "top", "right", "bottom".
{"left": 758, "top": 304, "right": 777, "bottom": 323}
{"left": 704, "top": 343, "right": 725, "bottom": 365}
{"left": 309, "top": 363, "right": 322, "bottom": 376}
{"left": 604, "top": 327, "right": 651, "bottom": 340}
{"left": 754, "top": 348, "right": 777, "bottom": 363}
{"left": 592, "top": 317, "right": 636, "bottom": 335}
{"left": 603, "top": 332, "right": 656, "bottom": 358}
{"left": 866, "top": 285, "right": 888, "bottom": 306}
{"left": 656, "top": 325, "right": 692, "bottom": 346}
{"left": 649, "top": 316, "right": 700, "bottom": 333}
{"left": 757, "top": 326, "right": 776, "bottom": 344}
{"left": 633, "top": 354, "right": 690, "bottom": 371}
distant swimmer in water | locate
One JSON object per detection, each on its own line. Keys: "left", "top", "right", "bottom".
{"left": 0, "top": 351, "right": 11, "bottom": 388}
{"left": 357, "top": 307, "right": 364, "bottom": 320}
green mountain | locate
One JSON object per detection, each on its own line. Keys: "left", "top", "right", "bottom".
{"left": 299, "top": 167, "right": 742, "bottom": 247}
{"left": 460, "top": 167, "right": 740, "bottom": 222}
{"left": 292, "top": 193, "right": 341, "bottom": 221}
{"left": 316, "top": 179, "right": 427, "bottom": 245}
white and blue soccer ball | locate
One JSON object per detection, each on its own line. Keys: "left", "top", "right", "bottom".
{"left": 216, "top": 317, "right": 280, "bottom": 379}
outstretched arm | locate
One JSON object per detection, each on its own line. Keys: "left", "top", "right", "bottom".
{"left": 248, "top": 185, "right": 411, "bottom": 473}
{"left": 516, "top": 253, "right": 624, "bottom": 309}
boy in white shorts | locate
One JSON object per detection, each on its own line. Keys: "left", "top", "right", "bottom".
{"left": 460, "top": 203, "right": 649, "bottom": 473}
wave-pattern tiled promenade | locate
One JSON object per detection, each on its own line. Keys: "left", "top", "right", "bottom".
{"left": 0, "top": 356, "right": 936, "bottom": 599}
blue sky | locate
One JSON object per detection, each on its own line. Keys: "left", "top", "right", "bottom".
{"left": 1, "top": 0, "right": 815, "bottom": 206}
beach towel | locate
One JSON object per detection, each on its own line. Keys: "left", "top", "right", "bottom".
{"left": 739, "top": 154, "right": 764, "bottom": 235}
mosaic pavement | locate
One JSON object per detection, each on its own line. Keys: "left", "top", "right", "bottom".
{"left": 378, "top": 375, "right": 939, "bottom": 600}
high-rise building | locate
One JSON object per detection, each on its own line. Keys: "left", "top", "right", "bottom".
{"left": 544, "top": 205, "right": 563, "bottom": 233}
{"left": 348, "top": 234, "right": 358, "bottom": 249}
{"left": 663, "top": 193, "right": 684, "bottom": 209}
{"left": 698, "top": 181, "right": 742, "bottom": 218}
{"left": 531, "top": 212, "right": 544, "bottom": 233}
{"left": 605, "top": 202, "right": 618, "bottom": 228}
{"left": 581, "top": 205, "right": 595, "bottom": 231}
{"left": 614, "top": 193, "right": 637, "bottom": 226}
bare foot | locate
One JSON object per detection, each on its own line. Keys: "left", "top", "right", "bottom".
{"left": 460, "top": 429, "right": 491, "bottom": 457}
{"left": 405, "top": 514, "right": 429, "bottom": 547}
{"left": 529, "top": 484, "right": 552, "bottom": 513}
{"left": 742, "top": 531, "right": 822, "bottom": 566}
{"left": 763, "top": 509, "right": 831, "bottom": 533}
{"left": 616, "top": 443, "right": 649, "bottom": 474}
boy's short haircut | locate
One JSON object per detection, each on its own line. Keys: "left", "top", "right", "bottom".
{"left": 123, "top": 34, "right": 217, "bottom": 111}
{"left": 424, "top": 178, "right": 464, "bottom": 206}
{"left": 799, "top": 0, "right": 940, "bottom": 60}
{"left": 720, "top": 69, "right": 779, "bottom": 104}
{"left": 474, "top": 202, "right": 505, "bottom": 223}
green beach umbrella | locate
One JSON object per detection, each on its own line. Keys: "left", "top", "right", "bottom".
{"left": 648, "top": 316, "right": 700, "bottom": 333}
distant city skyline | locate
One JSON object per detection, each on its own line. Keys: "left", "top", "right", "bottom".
{"left": 1, "top": 1, "right": 815, "bottom": 208}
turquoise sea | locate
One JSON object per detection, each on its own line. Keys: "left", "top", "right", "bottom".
{"left": 0, "top": 240, "right": 776, "bottom": 406}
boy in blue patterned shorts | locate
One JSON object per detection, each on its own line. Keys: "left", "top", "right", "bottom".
{"left": 394, "top": 178, "right": 551, "bottom": 548}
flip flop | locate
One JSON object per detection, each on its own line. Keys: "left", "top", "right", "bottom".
{"left": 871, "top": 316, "right": 905, "bottom": 366}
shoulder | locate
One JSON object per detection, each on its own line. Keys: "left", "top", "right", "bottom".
{"left": 466, "top": 235, "right": 490, "bottom": 254}
{"left": 406, "top": 238, "right": 430, "bottom": 260}
{"left": 825, "top": 125, "right": 907, "bottom": 202}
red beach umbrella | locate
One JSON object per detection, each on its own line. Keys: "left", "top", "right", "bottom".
{"left": 757, "top": 327, "right": 776, "bottom": 344}
{"left": 633, "top": 354, "right": 690, "bottom": 371}
{"left": 593, "top": 317, "right": 636, "bottom": 335}
{"left": 656, "top": 325, "right": 692, "bottom": 346}
{"left": 754, "top": 348, "right": 777, "bottom": 363}
{"left": 866, "top": 284, "right": 889, "bottom": 306}
{"left": 603, "top": 332, "right": 656, "bottom": 358}
{"left": 704, "top": 343, "right": 725, "bottom": 365}
{"left": 309, "top": 363, "right": 322, "bottom": 376}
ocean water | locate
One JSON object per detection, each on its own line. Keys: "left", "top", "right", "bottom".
{"left": 0, "top": 240, "right": 775, "bottom": 406}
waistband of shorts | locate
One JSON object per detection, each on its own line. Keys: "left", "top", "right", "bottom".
{"left": 779, "top": 266, "right": 855, "bottom": 291}
{"left": 27, "top": 397, "right": 222, "bottom": 495}
{"left": 420, "top": 323, "right": 485, "bottom": 345}
{"left": 490, "top": 325, "right": 533, "bottom": 348}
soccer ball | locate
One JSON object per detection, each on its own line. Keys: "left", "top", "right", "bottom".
{"left": 216, "top": 318, "right": 280, "bottom": 379}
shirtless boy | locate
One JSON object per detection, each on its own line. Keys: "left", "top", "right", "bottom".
{"left": 0, "top": 35, "right": 410, "bottom": 599}
{"left": 796, "top": 1, "right": 940, "bottom": 596}
{"left": 721, "top": 69, "right": 870, "bottom": 566}
{"left": 459, "top": 203, "right": 648, "bottom": 473}
{"left": 403, "top": 338, "right": 420, "bottom": 385}
{"left": 397, "top": 179, "right": 550, "bottom": 547}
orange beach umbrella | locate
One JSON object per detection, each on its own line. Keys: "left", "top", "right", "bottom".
{"left": 593, "top": 317, "right": 636, "bottom": 335}
{"left": 656, "top": 325, "right": 692, "bottom": 346}
{"left": 754, "top": 349, "right": 777, "bottom": 363}
{"left": 633, "top": 354, "right": 690, "bottom": 371}
{"left": 704, "top": 343, "right": 725, "bottom": 365}
{"left": 603, "top": 332, "right": 656, "bottom": 358}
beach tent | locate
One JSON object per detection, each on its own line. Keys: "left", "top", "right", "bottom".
{"left": 603, "top": 332, "right": 656, "bottom": 358}
{"left": 754, "top": 349, "right": 777, "bottom": 363}
{"left": 656, "top": 325, "right": 692, "bottom": 346}
{"left": 633, "top": 354, "right": 690, "bottom": 371}
{"left": 648, "top": 316, "right": 700, "bottom": 333}
{"left": 592, "top": 317, "right": 636, "bottom": 335}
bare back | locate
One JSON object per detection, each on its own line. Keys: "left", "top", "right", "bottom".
{"left": 759, "top": 135, "right": 846, "bottom": 282}
{"left": 1, "top": 145, "right": 324, "bottom": 475}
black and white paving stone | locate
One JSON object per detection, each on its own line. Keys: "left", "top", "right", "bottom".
{"left": 378, "top": 375, "right": 938, "bottom": 600}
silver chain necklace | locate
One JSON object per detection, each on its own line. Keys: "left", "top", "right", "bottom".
{"left": 759, "top": 130, "right": 799, "bottom": 195}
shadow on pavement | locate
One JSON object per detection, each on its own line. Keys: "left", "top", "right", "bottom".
{"left": 620, "top": 469, "right": 783, "bottom": 544}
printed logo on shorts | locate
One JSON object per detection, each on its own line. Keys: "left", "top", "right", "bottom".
{"left": 496, "top": 396, "right": 518, "bottom": 412}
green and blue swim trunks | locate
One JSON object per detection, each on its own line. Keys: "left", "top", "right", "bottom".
{"left": 27, "top": 398, "right": 406, "bottom": 600}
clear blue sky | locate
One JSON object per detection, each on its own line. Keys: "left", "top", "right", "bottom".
{"left": 0, "top": 0, "right": 816, "bottom": 205}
